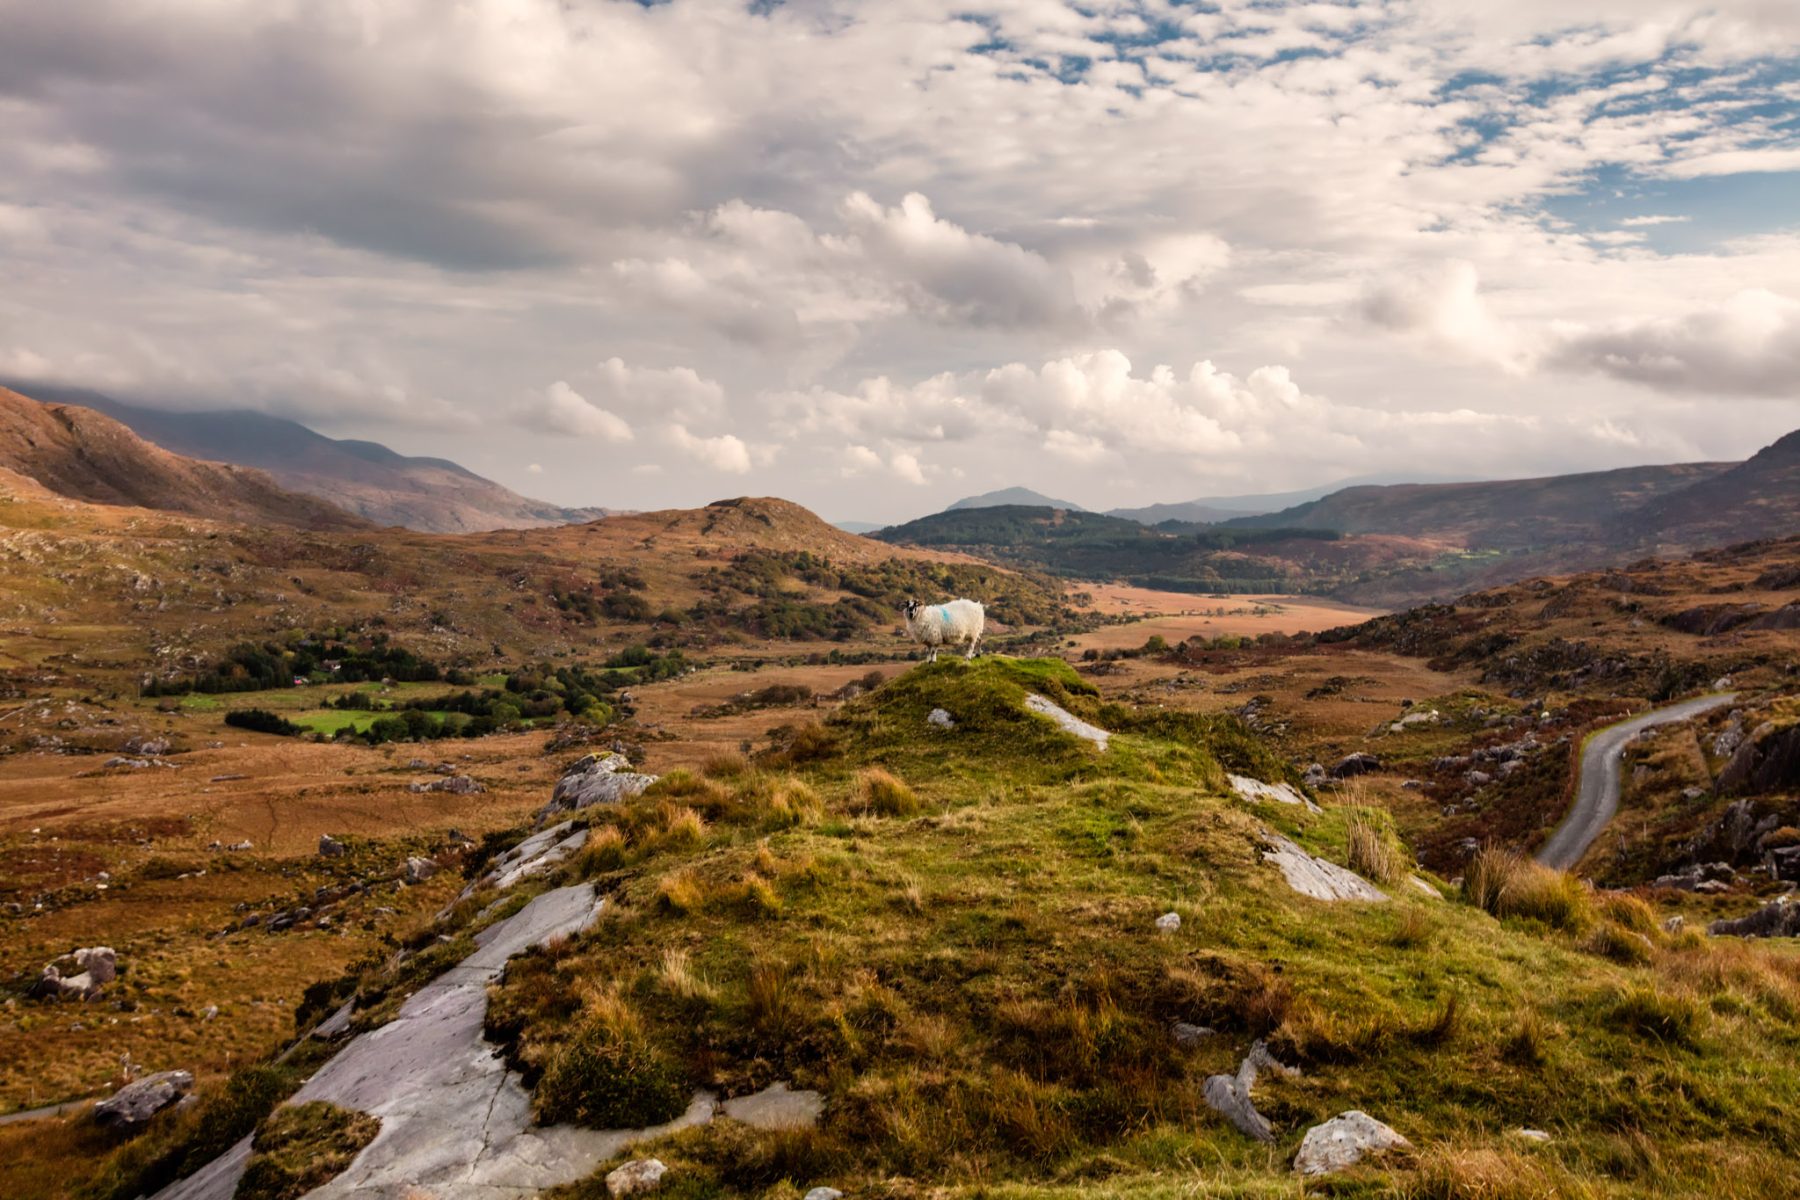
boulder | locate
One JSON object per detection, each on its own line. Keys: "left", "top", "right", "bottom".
{"left": 1293, "top": 1110, "right": 1411, "bottom": 1175}
{"left": 125, "top": 736, "right": 172, "bottom": 756}
{"left": 51, "top": 946, "right": 117, "bottom": 986}
{"left": 803, "top": 1190, "right": 843, "bottom": 1200}
{"left": 1301, "top": 763, "right": 1328, "bottom": 788}
{"left": 927, "top": 707, "right": 956, "bottom": 730}
{"left": 1332, "top": 752, "right": 1380, "bottom": 779}
{"left": 319, "top": 834, "right": 346, "bottom": 858}
{"left": 1172, "top": 1021, "right": 1215, "bottom": 1047}
{"left": 1154, "top": 911, "right": 1181, "bottom": 933}
{"left": 93, "top": 1069, "right": 194, "bottom": 1132}
{"left": 403, "top": 856, "right": 439, "bottom": 884}
{"left": 606, "top": 1158, "right": 668, "bottom": 1197}
{"left": 1717, "top": 722, "right": 1800, "bottom": 796}
{"left": 539, "top": 753, "right": 657, "bottom": 822}
{"left": 1710, "top": 896, "right": 1800, "bottom": 939}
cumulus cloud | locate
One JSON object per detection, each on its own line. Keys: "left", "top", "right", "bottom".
{"left": 668, "top": 424, "right": 753, "bottom": 474}
{"left": 514, "top": 381, "right": 633, "bottom": 441}
{"left": 1360, "top": 261, "right": 1535, "bottom": 374}
{"left": 842, "top": 443, "right": 929, "bottom": 485}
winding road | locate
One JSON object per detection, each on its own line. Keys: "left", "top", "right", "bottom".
{"left": 1536, "top": 692, "right": 1738, "bottom": 872}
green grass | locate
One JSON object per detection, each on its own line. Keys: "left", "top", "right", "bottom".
{"left": 289, "top": 709, "right": 455, "bottom": 736}
{"left": 236, "top": 1102, "right": 380, "bottom": 1200}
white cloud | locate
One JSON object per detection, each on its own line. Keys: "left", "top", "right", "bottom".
{"left": 668, "top": 424, "right": 752, "bottom": 474}
{"left": 514, "top": 381, "right": 633, "bottom": 441}
{"left": 1547, "top": 288, "right": 1800, "bottom": 397}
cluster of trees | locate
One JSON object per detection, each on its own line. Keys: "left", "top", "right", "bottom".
{"left": 144, "top": 632, "right": 457, "bottom": 696}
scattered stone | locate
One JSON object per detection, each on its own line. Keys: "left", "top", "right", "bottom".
{"left": 125, "top": 736, "right": 172, "bottom": 756}
{"left": 1293, "top": 1110, "right": 1411, "bottom": 1176}
{"left": 926, "top": 707, "right": 955, "bottom": 730}
{"left": 403, "top": 856, "right": 439, "bottom": 884}
{"left": 94, "top": 1069, "right": 194, "bottom": 1132}
{"left": 1262, "top": 834, "right": 1387, "bottom": 902}
{"left": 606, "top": 1158, "right": 667, "bottom": 1197}
{"left": 410, "top": 774, "right": 484, "bottom": 795}
{"left": 1301, "top": 763, "right": 1328, "bottom": 788}
{"left": 1514, "top": 1128, "right": 1552, "bottom": 1143}
{"left": 1229, "top": 774, "right": 1321, "bottom": 813}
{"left": 538, "top": 753, "right": 657, "bottom": 822}
{"left": 105, "top": 756, "right": 153, "bottom": 770}
{"left": 1154, "top": 911, "right": 1181, "bottom": 932}
{"left": 318, "top": 835, "right": 346, "bottom": 858}
{"left": 1023, "top": 694, "right": 1109, "bottom": 750}
{"left": 1332, "top": 752, "right": 1380, "bottom": 779}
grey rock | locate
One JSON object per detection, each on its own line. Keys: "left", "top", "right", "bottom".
{"left": 1154, "top": 911, "right": 1181, "bottom": 932}
{"left": 1023, "top": 694, "right": 1108, "bottom": 750}
{"left": 1172, "top": 1021, "right": 1215, "bottom": 1047}
{"left": 1262, "top": 833, "right": 1387, "bottom": 902}
{"left": 719, "top": 1082, "right": 824, "bottom": 1130}
{"left": 1332, "top": 752, "right": 1380, "bottom": 779}
{"left": 225, "top": 840, "right": 253, "bottom": 852}
{"left": 539, "top": 753, "right": 656, "bottom": 822}
{"left": 803, "top": 1190, "right": 843, "bottom": 1200}
{"left": 126, "top": 736, "right": 172, "bottom": 756}
{"left": 1301, "top": 763, "right": 1328, "bottom": 788}
{"left": 1514, "top": 1128, "right": 1552, "bottom": 1143}
{"left": 403, "top": 856, "right": 438, "bottom": 884}
{"left": 607, "top": 1159, "right": 667, "bottom": 1197}
{"left": 1662, "top": 915, "right": 1685, "bottom": 934}
{"left": 1293, "top": 1110, "right": 1410, "bottom": 1175}
{"left": 1203, "top": 1040, "right": 1298, "bottom": 1143}
{"left": 1465, "top": 770, "right": 1492, "bottom": 787}
{"left": 1710, "top": 896, "right": 1800, "bottom": 939}
{"left": 1229, "top": 774, "right": 1320, "bottom": 813}
{"left": 318, "top": 834, "right": 346, "bottom": 858}
{"left": 927, "top": 707, "right": 955, "bottom": 730}
{"left": 95, "top": 1069, "right": 194, "bottom": 1131}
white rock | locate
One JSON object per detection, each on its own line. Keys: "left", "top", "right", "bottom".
{"left": 927, "top": 708, "right": 955, "bottom": 730}
{"left": 1514, "top": 1128, "right": 1552, "bottom": 1143}
{"left": 1406, "top": 876, "right": 1441, "bottom": 899}
{"left": 1293, "top": 1110, "right": 1411, "bottom": 1175}
{"left": 539, "top": 753, "right": 656, "bottom": 822}
{"left": 1229, "top": 774, "right": 1321, "bottom": 813}
{"left": 1154, "top": 911, "right": 1181, "bottom": 932}
{"left": 719, "top": 1082, "right": 824, "bottom": 1130}
{"left": 1262, "top": 834, "right": 1387, "bottom": 902}
{"left": 1171, "top": 1021, "right": 1215, "bottom": 1047}
{"left": 1023, "top": 694, "right": 1108, "bottom": 750}
{"left": 95, "top": 1069, "right": 194, "bottom": 1131}
{"left": 606, "top": 1159, "right": 667, "bottom": 1197}
{"left": 403, "top": 856, "right": 438, "bottom": 884}
{"left": 803, "top": 1190, "right": 843, "bottom": 1200}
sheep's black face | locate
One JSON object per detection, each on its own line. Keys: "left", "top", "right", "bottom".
{"left": 902, "top": 599, "right": 918, "bottom": 620}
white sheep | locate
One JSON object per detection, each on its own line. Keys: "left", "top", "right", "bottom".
{"left": 902, "top": 597, "right": 985, "bottom": 662}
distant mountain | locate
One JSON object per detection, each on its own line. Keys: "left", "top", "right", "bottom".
{"left": 1220, "top": 462, "right": 1735, "bottom": 550}
{"left": 1106, "top": 473, "right": 1482, "bottom": 525}
{"left": 947, "top": 486, "right": 1086, "bottom": 512}
{"left": 1611, "top": 430, "right": 1800, "bottom": 550}
{"left": 6, "top": 384, "right": 613, "bottom": 533}
{"left": 0, "top": 386, "right": 370, "bottom": 530}
{"left": 832, "top": 520, "right": 886, "bottom": 535}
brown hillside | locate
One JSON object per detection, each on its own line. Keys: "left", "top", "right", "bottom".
{"left": 1611, "top": 428, "right": 1800, "bottom": 550}
{"left": 0, "top": 387, "right": 370, "bottom": 532}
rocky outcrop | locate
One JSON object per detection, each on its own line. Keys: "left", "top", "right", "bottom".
{"left": 31, "top": 946, "right": 117, "bottom": 1000}
{"left": 1262, "top": 834, "right": 1387, "bottom": 902}
{"left": 1709, "top": 897, "right": 1800, "bottom": 939}
{"left": 1293, "top": 1110, "right": 1410, "bottom": 1175}
{"left": 606, "top": 1159, "right": 667, "bottom": 1196}
{"left": 1332, "top": 752, "right": 1380, "bottom": 779}
{"left": 1717, "top": 722, "right": 1800, "bottom": 796}
{"left": 95, "top": 1070, "right": 193, "bottom": 1132}
{"left": 538, "top": 753, "right": 656, "bottom": 822}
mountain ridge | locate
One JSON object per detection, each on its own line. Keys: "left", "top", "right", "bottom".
{"left": 3, "top": 383, "right": 614, "bottom": 533}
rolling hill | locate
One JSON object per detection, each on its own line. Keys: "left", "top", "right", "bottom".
{"left": 1609, "top": 429, "right": 1800, "bottom": 550}
{"left": 946, "top": 485, "right": 1086, "bottom": 512}
{"left": 0, "top": 386, "right": 370, "bottom": 531}
{"left": 1220, "top": 461, "right": 1735, "bottom": 549}
{"left": 5, "top": 384, "right": 612, "bottom": 533}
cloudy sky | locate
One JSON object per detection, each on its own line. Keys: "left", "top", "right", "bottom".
{"left": 2, "top": 0, "right": 1799, "bottom": 522}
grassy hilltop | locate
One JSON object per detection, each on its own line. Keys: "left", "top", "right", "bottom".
{"left": 55, "top": 658, "right": 1798, "bottom": 1200}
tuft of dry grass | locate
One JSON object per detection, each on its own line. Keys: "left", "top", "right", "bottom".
{"left": 699, "top": 751, "right": 749, "bottom": 779}
{"left": 855, "top": 767, "right": 921, "bottom": 818}
{"left": 655, "top": 868, "right": 705, "bottom": 915}
{"left": 577, "top": 825, "right": 627, "bottom": 876}
{"left": 1463, "top": 847, "right": 1590, "bottom": 931}
{"left": 1389, "top": 906, "right": 1437, "bottom": 950}
{"left": 1596, "top": 891, "right": 1660, "bottom": 935}
{"left": 656, "top": 803, "right": 709, "bottom": 850}
{"left": 1347, "top": 811, "right": 1404, "bottom": 884}
{"left": 1611, "top": 984, "right": 1703, "bottom": 1047}
{"left": 1582, "top": 922, "right": 1654, "bottom": 966}
{"left": 1502, "top": 1007, "right": 1550, "bottom": 1068}
{"left": 656, "top": 948, "right": 717, "bottom": 1002}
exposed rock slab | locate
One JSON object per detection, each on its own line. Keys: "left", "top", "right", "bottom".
{"left": 1023, "top": 694, "right": 1108, "bottom": 750}
{"left": 1294, "top": 1110, "right": 1410, "bottom": 1175}
{"left": 1710, "top": 896, "right": 1800, "bottom": 938}
{"left": 151, "top": 885, "right": 621, "bottom": 1200}
{"left": 718, "top": 1082, "right": 824, "bottom": 1130}
{"left": 1263, "top": 834, "right": 1387, "bottom": 902}
{"left": 1229, "top": 774, "right": 1320, "bottom": 813}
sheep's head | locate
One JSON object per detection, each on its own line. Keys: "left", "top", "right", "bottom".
{"left": 902, "top": 598, "right": 919, "bottom": 621}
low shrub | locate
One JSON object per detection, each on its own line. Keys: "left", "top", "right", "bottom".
{"left": 532, "top": 991, "right": 688, "bottom": 1129}
{"left": 236, "top": 1102, "right": 380, "bottom": 1200}
{"left": 223, "top": 708, "right": 302, "bottom": 736}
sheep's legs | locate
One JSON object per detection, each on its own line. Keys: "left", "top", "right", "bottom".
{"left": 926, "top": 647, "right": 938, "bottom": 663}
{"left": 964, "top": 635, "right": 979, "bottom": 660}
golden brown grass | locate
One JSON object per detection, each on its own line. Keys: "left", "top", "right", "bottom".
{"left": 854, "top": 767, "right": 921, "bottom": 817}
{"left": 1463, "top": 847, "right": 1590, "bottom": 931}
{"left": 1346, "top": 810, "right": 1404, "bottom": 884}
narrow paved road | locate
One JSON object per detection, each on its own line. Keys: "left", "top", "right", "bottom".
{"left": 1536, "top": 692, "right": 1738, "bottom": 872}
